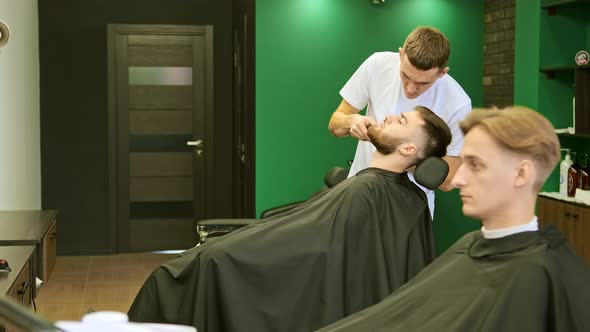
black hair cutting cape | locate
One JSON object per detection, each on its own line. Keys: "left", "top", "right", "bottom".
{"left": 128, "top": 168, "right": 437, "bottom": 332}
{"left": 317, "top": 226, "right": 590, "bottom": 332}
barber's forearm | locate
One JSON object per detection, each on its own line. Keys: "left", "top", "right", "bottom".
{"left": 438, "top": 155, "right": 461, "bottom": 191}
{"left": 328, "top": 111, "right": 353, "bottom": 137}
{"left": 438, "top": 179, "right": 455, "bottom": 192}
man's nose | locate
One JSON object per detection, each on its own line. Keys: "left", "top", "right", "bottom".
{"left": 450, "top": 165, "right": 465, "bottom": 188}
{"left": 407, "top": 82, "right": 418, "bottom": 93}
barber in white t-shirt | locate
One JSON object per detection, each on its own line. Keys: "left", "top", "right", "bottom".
{"left": 329, "top": 26, "right": 471, "bottom": 218}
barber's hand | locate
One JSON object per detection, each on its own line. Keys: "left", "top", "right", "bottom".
{"left": 349, "top": 114, "right": 377, "bottom": 141}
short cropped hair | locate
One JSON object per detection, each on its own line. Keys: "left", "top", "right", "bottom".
{"left": 415, "top": 106, "right": 452, "bottom": 162}
{"left": 459, "top": 106, "right": 561, "bottom": 192}
{"left": 403, "top": 26, "right": 450, "bottom": 70}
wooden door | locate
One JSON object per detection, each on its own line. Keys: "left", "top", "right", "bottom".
{"left": 108, "top": 25, "right": 213, "bottom": 252}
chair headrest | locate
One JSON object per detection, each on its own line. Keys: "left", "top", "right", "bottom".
{"left": 324, "top": 167, "right": 349, "bottom": 188}
{"left": 413, "top": 157, "right": 449, "bottom": 190}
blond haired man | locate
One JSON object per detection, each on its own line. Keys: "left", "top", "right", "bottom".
{"left": 329, "top": 26, "right": 471, "bottom": 218}
{"left": 319, "top": 106, "right": 590, "bottom": 332}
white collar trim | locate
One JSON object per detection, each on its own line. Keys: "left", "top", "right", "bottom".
{"left": 481, "top": 217, "right": 538, "bottom": 239}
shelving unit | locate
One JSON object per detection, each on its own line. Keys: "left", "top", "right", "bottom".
{"left": 538, "top": 0, "right": 589, "bottom": 133}
{"left": 536, "top": 0, "right": 590, "bottom": 261}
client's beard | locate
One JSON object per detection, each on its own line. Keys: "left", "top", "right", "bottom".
{"left": 367, "top": 125, "right": 405, "bottom": 155}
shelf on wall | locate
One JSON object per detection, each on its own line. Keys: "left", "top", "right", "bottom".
{"left": 540, "top": 65, "right": 590, "bottom": 79}
{"left": 542, "top": 0, "right": 590, "bottom": 10}
{"left": 558, "top": 132, "right": 590, "bottom": 139}
{"left": 539, "top": 192, "right": 590, "bottom": 207}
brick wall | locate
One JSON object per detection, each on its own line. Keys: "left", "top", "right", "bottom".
{"left": 483, "top": 0, "right": 515, "bottom": 108}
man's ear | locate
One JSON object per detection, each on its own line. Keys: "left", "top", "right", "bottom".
{"left": 514, "top": 159, "right": 535, "bottom": 188}
{"left": 398, "top": 47, "right": 404, "bottom": 58}
{"left": 438, "top": 66, "right": 450, "bottom": 78}
{"left": 399, "top": 143, "right": 418, "bottom": 157}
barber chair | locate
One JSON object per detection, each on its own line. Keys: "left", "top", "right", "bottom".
{"left": 260, "top": 166, "right": 349, "bottom": 219}
{"left": 195, "top": 166, "right": 350, "bottom": 245}
{"left": 195, "top": 157, "right": 449, "bottom": 245}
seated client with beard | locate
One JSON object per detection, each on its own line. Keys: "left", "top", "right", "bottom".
{"left": 128, "top": 106, "right": 452, "bottom": 332}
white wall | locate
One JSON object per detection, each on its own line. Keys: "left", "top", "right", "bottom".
{"left": 0, "top": 0, "right": 40, "bottom": 210}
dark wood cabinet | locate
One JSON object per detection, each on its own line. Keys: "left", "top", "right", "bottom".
{"left": 0, "top": 211, "right": 58, "bottom": 331}
{"left": 0, "top": 245, "right": 35, "bottom": 332}
{"left": 0, "top": 246, "right": 35, "bottom": 305}
{"left": 0, "top": 210, "right": 58, "bottom": 291}
{"left": 538, "top": 195, "right": 590, "bottom": 264}
{"left": 39, "top": 220, "right": 57, "bottom": 283}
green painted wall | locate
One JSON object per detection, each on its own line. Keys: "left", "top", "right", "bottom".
{"left": 256, "top": 0, "right": 484, "bottom": 253}
{"left": 514, "top": 0, "right": 540, "bottom": 110}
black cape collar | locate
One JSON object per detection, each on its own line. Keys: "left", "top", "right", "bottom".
{"left": 358, "top": 167, "right": 410, "bottom": 183}
{"left": 454, "top": 225, "right": 565, "bottom": 258}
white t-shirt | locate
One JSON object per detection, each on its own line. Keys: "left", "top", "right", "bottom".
{"left": 340, "top": 52, "right": 472, "bottom": 217}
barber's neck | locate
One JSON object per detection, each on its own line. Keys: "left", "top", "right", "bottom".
{"left": 369, "top": 151, "right": 409, "bottom": 174}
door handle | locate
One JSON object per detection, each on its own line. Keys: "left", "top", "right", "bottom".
{"left": 187, "top": 140, "right": 203, "bottom": 147}
{"left": 187, "top": 139, "right": 204, "bottom": 157}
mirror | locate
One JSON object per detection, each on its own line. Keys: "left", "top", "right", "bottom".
{"left": 0, "top": 21, "right": 10, "bottom": 50}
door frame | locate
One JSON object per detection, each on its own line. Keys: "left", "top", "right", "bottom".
{"left": 107, "top": 24, "right": 214, "bottom": 252}
{"left": 233, "top": 0, "right": 256, "bottom": 218}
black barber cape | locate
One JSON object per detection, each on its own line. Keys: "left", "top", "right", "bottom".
{"left": 317, "top": 225, "right": 590, "bottom": 332}
{"left": 128, "top": 168, "right": 436, "bottom": 332}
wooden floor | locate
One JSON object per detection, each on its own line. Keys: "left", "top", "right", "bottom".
{"left": 35, "top": 253, "right": 173, "bottom": 323}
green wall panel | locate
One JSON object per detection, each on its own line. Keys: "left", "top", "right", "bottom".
{"left": 540, "top": 7, "right": 588, "bottom": 68}
{"left": 432, "top": 190, "right": 480, "bottom": 252}
{"left": 514, "top": 0, "right": 540, "bottom": 110}
{"left": 256, "top": 0, "right": 484, "bottom": 253}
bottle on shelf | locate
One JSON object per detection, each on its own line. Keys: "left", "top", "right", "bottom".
{"left": 572, "top": 94, "right": 576, "bottom": 130}
{"left": 560, "top": 148, "right": 573, "bottom": 196}
{"left": 573, "top": 86, "right": 576, "bottom": 131}
{"left": 578, "top": 153, "right": 588, "bottom": 190}
{"left": 568, "top": 151, "right": 581, "bottom": 197}
{"left": 582, "top": 153, "right": 590, "bottom": 191}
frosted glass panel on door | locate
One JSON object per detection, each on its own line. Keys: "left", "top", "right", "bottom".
{"left": 129, "top": 66, "right": 192, "bottom": 86}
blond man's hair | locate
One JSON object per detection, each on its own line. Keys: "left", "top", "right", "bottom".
{"left": 402, "top": 26, "right": 450, "bottom": 70}
{"left": 459, "top": 106, "right": 561, "bottom": 192}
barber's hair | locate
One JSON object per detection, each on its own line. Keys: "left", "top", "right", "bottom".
{"left": 414, "top": 106, "right": 452, "bottom": 162}
{"left": 459, "top": 106, "right": 561, "bottom": 192}
{"left": 403, "top": 26, "right": 450, "bottom": 70}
